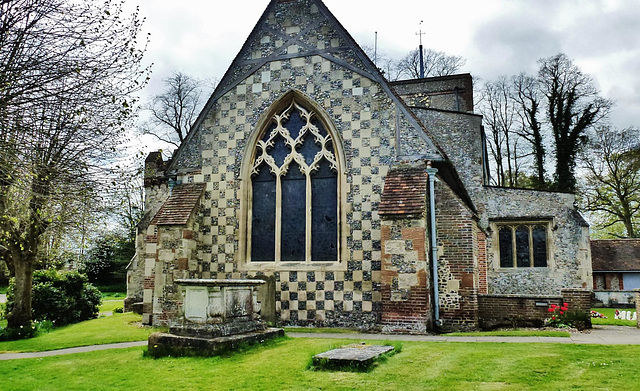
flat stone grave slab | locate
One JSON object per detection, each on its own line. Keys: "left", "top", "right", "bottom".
{"left": 312, "top": 344, "right": 395, "bottom": 370}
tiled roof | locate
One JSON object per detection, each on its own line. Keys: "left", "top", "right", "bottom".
{"left": 379, "top": 167, "right": 428, "bottom": 216}
{"left": 591, "top": 239, "right": 640, "bottom": 272}
{"left": 151, "top": 183, "right": 206, "bottom": 226}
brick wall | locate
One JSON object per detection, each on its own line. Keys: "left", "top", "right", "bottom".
{"left": 561, "top": 289, "right": 592, "bottom": 314}
{"left": 435, "top": 182, "right": 479, "bottom": 331}
{"left": 477, "top": 229, "right": 488, "bottom": 294}
{"left": 478, "top": 289, "right": 592, "bottom": 330}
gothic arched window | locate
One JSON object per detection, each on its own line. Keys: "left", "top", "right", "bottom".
{"left": 249, "top": 100, "right": 339, "bottom": 263}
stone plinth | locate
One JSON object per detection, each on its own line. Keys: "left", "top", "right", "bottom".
{"left": 148, "top": 279, "right": 283, "bottom": 357}
{"left": 148, "top": 328, "right": 284, "bottom": 358}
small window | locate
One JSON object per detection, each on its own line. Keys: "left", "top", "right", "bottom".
{"left": 496, "top": 223, "right": 549, "bottom": 268}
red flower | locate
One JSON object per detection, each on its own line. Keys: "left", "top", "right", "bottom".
{"left": 548, "top": 308, "right": 554, "bottom": 312}
{"left": 560, "top": 311, "right": 564, "bottom": 315}
{"left": 561, "top": 307, "right": 568, "bottom": 311}
{"left": 563, "top": 303, "right": 568, "bottom": 307}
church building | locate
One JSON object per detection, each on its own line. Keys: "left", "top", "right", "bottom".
{"left": 127, "top": 0, "right": 593, "bottom": 332}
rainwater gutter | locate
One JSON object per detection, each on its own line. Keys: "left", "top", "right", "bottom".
{"left": 426, "top": 162, "right": 441, "bottom": 326}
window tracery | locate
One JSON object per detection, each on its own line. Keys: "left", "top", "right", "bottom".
{"left": 249, "top": 100, "right": 339, "bottom": 263}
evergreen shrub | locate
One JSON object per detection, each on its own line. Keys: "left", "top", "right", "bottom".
{"left": 6, "top": 269, "right": 102, "bottom": 327}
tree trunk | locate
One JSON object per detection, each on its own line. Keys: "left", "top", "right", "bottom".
{"left": 555, "top": 145, "right": 576, "bottom": 192}
{"left": 6, "top": 256, "right": 35, "bottom": 328}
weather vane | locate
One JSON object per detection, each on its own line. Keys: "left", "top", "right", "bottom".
{"left": 416, "top": 20, "right": 425, "bottom": 78}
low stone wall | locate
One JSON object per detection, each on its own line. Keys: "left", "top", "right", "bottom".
{"left": 593, "top": 291, "right": 636, "bottom": 308}
{"left": 478, "top": 289, "right": 592, "bottom": 330}
{"left": 635, "top": 289, "right": 640, "bottom": 328}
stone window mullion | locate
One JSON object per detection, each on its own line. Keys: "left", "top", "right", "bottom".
{"left": 275, "top": 174, "right": 282, "bottom": 264}
{"left": 305, "top": 172, "right": 312, "bottom": 263}
{"left": 528, "top": 226, "right": 534, "bottom": 267}
{"left": 511, "top": 225, "right": 517, "bottom": 267}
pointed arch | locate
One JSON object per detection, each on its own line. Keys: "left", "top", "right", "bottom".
{"left": 238, "top": 90, "right": 347, "bottom": 270}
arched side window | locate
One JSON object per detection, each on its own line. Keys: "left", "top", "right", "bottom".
{"left": 248, "top": 99, "right": 339, "bottom": 264}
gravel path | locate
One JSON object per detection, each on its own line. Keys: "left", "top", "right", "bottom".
{"left": 1, "top": 325, "right": 640, "bottom": 361}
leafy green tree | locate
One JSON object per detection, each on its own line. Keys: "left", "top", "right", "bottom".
{"left": 6, "top": 269, "right": 101, "bottom": 328}
{"left": 581, "top": 127, "right": 640, "bottom": 238}
{"left": 481, "top": 54, "right": 611, "bottom": 192}
{"left": 82, "top": 232, "right": 134, "bottom": 286}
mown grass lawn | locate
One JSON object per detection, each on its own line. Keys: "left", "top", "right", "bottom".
{"left": 2, "top": 338, "right": 640, "bottom": 390}
{"left": 99, "top": 299, "right": 124, "bottom": 313}
{"left": 0, "top": 313, "right": 159, "bottom": 353}
{"left": 592, "top": 308, "right": 637, "bottom": 327}
{"left": 284, "top": 327, "right": 362, "bottom": 334}
{"left": 100, "top": 292, "right": 126, "bottom": 301}
{"left": 444, "top": 330, "right": 570, "bottom": 338}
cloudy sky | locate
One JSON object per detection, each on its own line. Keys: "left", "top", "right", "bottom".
{"left": 135, "top": 0, "right": 640, "bottom": 135}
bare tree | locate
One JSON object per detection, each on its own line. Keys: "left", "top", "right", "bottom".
{"left": 397, "top": 48, "right": 465, "bottom": 79}
{"left": 360, "top": 44, "right": 403, "bottom": 82}
{"left": 539, "top": 54, "right": 612, "bottom": 192}
{"left": 0, "top": 0, "right": 149, "bottom": 330}
{"left": 479, "top": 77, "right": 524, "bottom": 187}
{"left": 581, "top": 127, "right": 640, "bottom": 238}
{"left": 141, "top": 72, "right": 207, "bottom": 148}
{"left": 512, "top": 73, "right": 547, "bottom": 189}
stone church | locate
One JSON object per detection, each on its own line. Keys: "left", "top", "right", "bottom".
{"left": 127, "top": 0, "right": 593, "bottom": 332}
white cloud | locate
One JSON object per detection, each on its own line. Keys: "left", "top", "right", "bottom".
{"left": 136, "top": 0, "right": 639, "bottom": 130}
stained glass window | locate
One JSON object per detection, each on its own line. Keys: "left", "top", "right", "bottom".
{"left": 496, "top": 223, "right": 548, "bottom": 268}
{"left": 250, "top": 100, "right": 338, "bottom": 263}
{"left": 498, "top": 227, "right": 513, "bottom": 268}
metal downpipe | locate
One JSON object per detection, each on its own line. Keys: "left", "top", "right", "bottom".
{"left": 426, "top": 163, "right": 440, "bottom": 326}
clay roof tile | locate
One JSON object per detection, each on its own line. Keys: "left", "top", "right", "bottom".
{"left": 379, "top": 168, "right": 428, "bottom": 217}
{"left": 591, "top": 239, "right": 640, "bottom": 272}
{"left": 151, "top": 183, "right": 206, "bottom": 226}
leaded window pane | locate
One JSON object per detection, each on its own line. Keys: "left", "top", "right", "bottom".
{"left": 251, "top": 165, "right": 276, "bottom": 261}
{"left": 270, "top": 135, "right": 288, "bottom": 168}
{"left": 499, "top": 227, "right": 513, "bottom": 268}
{"left": 532, "top": 225, "right": 547, "bottom": 267}
{"left": 281, "top": 162, "right": 306, "bottom": 262}
{"left": 515, "top": 226, "right": 530, "bottom": 267}
{"left": 286, "top": 109, "right": 305, "bottom": 140}
{"left": 311, "top": 159, "right": 337, "bottom": 261}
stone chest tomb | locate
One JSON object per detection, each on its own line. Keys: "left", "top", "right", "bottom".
{"left": 148, "top": 279, "right": 283, "bottom": 357}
